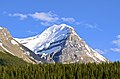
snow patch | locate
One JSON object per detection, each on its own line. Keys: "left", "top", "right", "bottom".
{"left": 25, "top": 51, "right": 30, "bottom": 55}
{"left": 81, "top": 57, "right": 83, "bottom": 60}
{"left": 41, "top": 53, "right": 47, "bottom": 59}
{"left": 36, "top": 46, "right": 61, "bottom": 55}
{"left": 20, "top": 47, "right": 24, "bottom": 50}
{"left": 0, "top": 43, "right": 14, "bottom": 56}
{"left": 0, "top": 27, "right": 3, "bottom": 29}
{"left": 86, "top": 52, "right": 98, "bottom": 62}
{"left": 86, "top": 52, "right": 93, "bottom": 58}
{"left": 94, "top": 52, "right": 106, "bottom": 62}
{"left": 0, "top": 42, "right": 2, "bottom": 46}
{"left": 85, "top": 45, "right": 91, "bottom": 52}
{"left": 11, "top": 40, "right": 18, "bottom": 45}
{"left": 4, "top": 33, "right": 6, "bottom": 36}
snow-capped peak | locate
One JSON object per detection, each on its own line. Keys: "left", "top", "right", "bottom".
{"left": 16, "top": 24, "right": 74, "bottom": 53}
{"left": 15, "top": 24, "right": 109, "bottom": 63}
{"left": 0, "top": 27, "right": 3, "bottom": 29}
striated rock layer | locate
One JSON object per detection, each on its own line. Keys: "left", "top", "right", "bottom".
{"left": 16, "top": 24, "right": 109, "bottom": 64}
{"left": 0, "top": 27, "right": 42, "bottom": 64}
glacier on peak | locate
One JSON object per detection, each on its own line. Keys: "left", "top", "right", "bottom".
{"left": 15, "top": 24, "right": 74, "bottom": 54}
{"left": 0, "top": 27, "right": 3, "bottom": 29}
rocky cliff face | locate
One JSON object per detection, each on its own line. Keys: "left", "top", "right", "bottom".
{"left": 16, "top": 24, "right": 109, "bottom": 64}
{"left": 0, "top": 27, "right": 42, "bottom": 64}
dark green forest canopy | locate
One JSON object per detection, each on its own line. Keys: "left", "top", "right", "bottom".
{"left": 0, "top": 62, "right": 120, "bottom": 79}
{"left": 0, "top": 51, "right": 120, "bottom": 79}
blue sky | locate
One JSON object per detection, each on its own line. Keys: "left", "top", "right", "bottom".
{"left": 0, "top": 0, "right": 120, "bottom": 61}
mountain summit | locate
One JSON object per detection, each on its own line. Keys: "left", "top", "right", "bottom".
{"left": 16, "top": 24, "right": 109, "bottom": 64}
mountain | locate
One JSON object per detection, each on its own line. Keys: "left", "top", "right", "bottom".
{"left": 16, "top": 24, "right": 109, "bottom": 64}
{"left": 0, "top": 27, "right": 43, "bottom": 64}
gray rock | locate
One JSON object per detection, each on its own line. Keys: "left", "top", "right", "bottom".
{"left": 0, "top": 27, "right": 43, "bottom": 64}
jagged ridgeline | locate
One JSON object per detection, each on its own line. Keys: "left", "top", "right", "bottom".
{"left": 0, "top": 51, "right": 27, "bottom": 66}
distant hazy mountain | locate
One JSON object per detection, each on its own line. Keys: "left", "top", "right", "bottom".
{"left": 16, "top": 24, "right": 109, "bottom": 64}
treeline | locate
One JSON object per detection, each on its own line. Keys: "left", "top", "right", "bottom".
{"left": 0, "top": 62, "right": 120, "bottom": 79}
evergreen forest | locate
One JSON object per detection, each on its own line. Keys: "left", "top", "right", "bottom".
{"left": 0, "top": 51, "right": 120, "bottom": 79}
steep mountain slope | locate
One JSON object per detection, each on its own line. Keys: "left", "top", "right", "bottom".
{"left": 0, "top": 51, "right": 27, "bottom": 66}
{"left": 0, "top": 27, "right": 42, "bottom": 64}
{"left": 16, "top": 24, "right": 109, "bottom": 64}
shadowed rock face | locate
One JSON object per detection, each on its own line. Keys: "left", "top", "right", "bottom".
{"left": 55, "top": 31, "right": 109, "bottom": 64}
{"left": 16, "top": 24, "right": 109, "bottom": 64}
{"left": 40, "top": 26, "right": 109, "bottom": 64}
{"left": 0, "top": 27, "right": 43, "bottom": 64}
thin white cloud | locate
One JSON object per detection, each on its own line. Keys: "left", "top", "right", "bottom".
{"left": 76, "top": 22, "right": 81, "bottom": 25}
{"left": 29, "top": 12, "right": 81, "bottom": 26}
{"left": 84, "top": 24, "right": 97, "bottom": 29}
{"left": 111, "top": 35, "right": 120, "bottom": 53}
{"left": 117, "top": 35, "right": 120, "bottom": 38}
{"left": 26, "top": 30, "right": 37, "bottom": 34}
{"left": 95, "top": 49, "right": 106, "bottom": 54}
{"left": 111, "top": 48, "right": 120, "bottom": 52}
{"left": 61, "top": 17, "right": 81, "bottom": 26}
{"left": 40, "top": 22, "right": 52, "bottom": 26}
{"left": 8, "top": 13, "right": 27, "bottom": 20}
{"left": 29, "top": 12, "right": 59, "bottom": 22}
{"left": 5, "top": 11, "right": 101, "bottom": 29}
{"left": 61, "top": 17, "right": 75, "bottom": 23}
{"left": 112, "top": 39, "right": 120, "bottom": 47}
{"left": 29, "top": 12, "right": 59, "bottom": 26}
{"left": 83, "top": 23, "right": 102, "bottom": 31}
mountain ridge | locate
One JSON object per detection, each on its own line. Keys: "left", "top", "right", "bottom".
{"left": 0, "top": 27, "right": 43, "bottom": 64}
{"left": 15, "top": 24, "right": 109, "bottom": 64}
